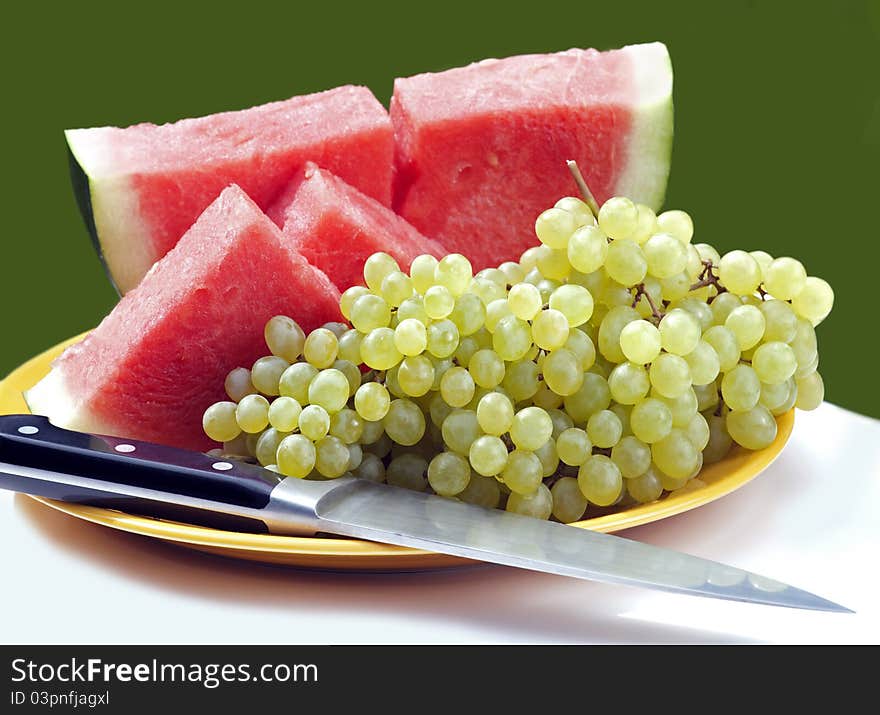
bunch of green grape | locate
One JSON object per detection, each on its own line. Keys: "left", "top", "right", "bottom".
{"left": 202, "top": 191, "right": 832, "bottom": 523}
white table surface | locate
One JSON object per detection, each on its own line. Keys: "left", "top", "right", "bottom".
{"left": 1, "top": 401, "right": 878, "bottom": 645}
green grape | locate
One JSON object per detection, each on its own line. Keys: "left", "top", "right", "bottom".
{"left": 672, "top": 297, "right": 714, "bottom": 331}
{"left": 658, "top": 271, "right": 692, "bottom": 302}
{"left": 468, "top": 349, "right": 505, "bottom": 389}
{"left": 221, "top": 433, "right": 250, "bottom": 457}
{"left": 485, "top": 298, "right": 513, "bottom": 333}
{"left": 549, "top": 284, "right": 593, "bottom": 328}
{"left": 507, "top": 483, "right": 553, "bottom": 519}
{"left": 364, "top": 252, "right": 400, "bottom": 293}
{"left": 726, "top": 405, "right": 778, "bottom": 450}
{"left": 329, "top": 408, "right": 364, "bottom": 444}
{"left": 426, "top": 392, "right": 452, "bottom": 428}
{"left": 268, "top": 396, "right": 301, "bottom": 432}
{"left": 507, "top": 282, "right": 542, "bottom": 321}
{"left": 298, "top": 404, "right": 330, "bottom": 441}
{"left": 253, "top": 428, "right": 286, "bottom": 467}
{"left": 264, "top": 315, "right": 306, "bottom": 362}
{"left": 426, "top": 320, "right": 460, "bottom": 359}
{"left": 659, "top": 387, "right": 698, "bottom": 427}
{"left": 354, "top": 382, "right": 391, "bottom": 422}
{"left": 476, "top": 267, "right": 508, "bottom": 286}
{"left": 649, "top": 353, "right": 692, "bottom": 399}
{"left": 658, "top": 309, "right": 700, "bottom": 356}
{"left": 725, "top": 305, "right": 766, "bottom": 350}
{"left": 534, "top": 438, "right": 559, "bottom": 477}
{"left": 771, "top": 380, "right": 798, "bottom": 415}
{"left": 476, "top": 392, "right": 515, "bottom": 436}
{"left": 395, "top": 356, "right": 433, "bottom": 398}
{"left": 619, "top": 319, "right": 662, "bottom": 364}
{"left": 563, "top": 372, "right": 611, "bottom": 423}
{"left": 626, "top": 468, "right": 664, "bottom": 503}
{"left": 502, "top": 360, "right": 540, "bottom": 402}
{"left": 397, "top": 298, "right": 430, "bottom": 327}
{"left": 533, "top": 384, "right": 564, "bottom": 410}
{"left": 611, "top": 435, "right": 652, "bottom": 479}
{"left": 702, "top": 325, "right": 741, "bottom": 373}
{"left": 346, "top": 443, "right": 364, "bottom": 471}
{"left": 427, "top": 452, "right": 471, "bottom": 496}
{"left": 383, "top": 399, "right": 426, "bottom": 446}
{"left": 349, "top": 293, "right": 393, "bottom": 334}
{"left": 307, "top": 369, "right": 350, "bottom": 413}
{"left": 721, "top": 364, "right": 761, "bottom": 412}
{"left": 540, "top": 409, "right": 569, "bottom": 440}
{"left": 791, "top": 276, "right": 834, "bottom": 325}
{"left": 709, "top": 292, "right": 742, "bottom": 327}
{"left": 796, "top": 371, "right": 824, "bottom": 410}
{"left": 235, "top": 394, "right": 270, "bottom": 433}
{"left": 203, "top": 401, "right": 242, "bottom": 443}
{"left": 337, "top": 330, "right": 364, "bottom": 365}
{"left": 251, "top": 356, "right": 290, "bottom": 396}
{"left": 550, "top": 477, "right": 588, "bottom": 523}
{"left": 520, "top": 246, "right": 543, "bottom": 272}
{"left": 458, "top": 473, "right": 501, "bottom": 508}
{"left": 608, "top": 362, "right": 650, "bottom": 405}
{"left": 493, "top": 315, "right": 533, "bottom": 360}
{"left": 760, "top": 378, "right": 794, "bottom": 411}
{"left": 694, "top": 381, "right": 720, "bottom": 412}
{"left": 605, "top": 239, "right": 647, "bottom": 286}
{"left": 695, "top": 243, "right": 721, "bottom": 264}
{"left": 365, "top": 430, "right": 392, "bottom": 458}
{"left": 542, "top": 348, "right": 584, "bottom": 396}
{"left": 567, "top": 225, "right": 609, "bottom": 274}
{"left": 752, "top": 342, "right": 797, "bottom": 384}
{"left": 612, "top": 404, "right": 633, "bottom": 437}
{"left": 498, "top": 260, "right": 526, "bottom": 286}
{"left": 354, "top": 452, "right": 385, "bottom": 483}
{"left": 469, "top": 435, "right": 509, "bottom": 476}
{"left": 438, "top": 366, "right": 474, "bottom": 407}
{"left": 449, "top": 293, "right": 486, "bottom": 337}
{"left": 452, "top": 337, "right": 478, "bottom": 368}
{"left": 597, "top": 305, "right": 640, "bottom": 363}
{"left": 684, "top": 340, "right": 721, "bottom": 386}
{"left": 502, "top": 449, "right": 544, "bottom": 495}
{"left": 749, "top": 250, "right": 774, "bottom": 275}
{"left": 361, "top": 327, "right": 403, "bottom": 370}
{"left": 657, "top": 469, "right": 690, "bottom": 492}
{"left": 424, "top": 285, "right": 455, "bottom": 319}
{"left": 340, "top": 286, "right": 370, "bottom": 322}
{"left": 434, "top": 254, "right": 473, "bottom": 297}
{"left": 508, "top": 406, "right": 553, "bottom": 451}
{"left": 703, "top": 414, "right": 734, "bottom": 464}
{"left": 600, "top": 280, "right": 635, "bottom": 309}
{"left": 441, "top": 409, "right": 481, "bottom": 454}
{"left": 656, "top": 210, "right": 694, "bottom": 244}
{"left": 555, "top": 196, "right": 596, "bottom": 226}
{"left": 718, "top": 250, "right": 762, "bottom": 296}
{"left": 536, "top": 246, "right": 571, "bottom": 281}
{"left": 386, "top": 453, "right": 428, "bottom": 491}
{"left": 276, "top": 434, "right": 317, "bottom": 478}
{"left": 278, "top": 363, "right": 318, "bottom": 403}
{"left": 556, "top": 428, "right": 592, "bottom": 466}
{"left": 409, "top": 254, "right": 439, "bottom": 295}
{"left": 598, "top": 196, "right": 638, "bottom": 240}
{"left": 684, "top": 412, "right": 710, "bottom": 451}
{"left": 224, "top": 367, "right": 256, "bottom": 403}
{"left": 314, "top": 435, "right": 350, "bottom": 478}
{"left": 643, "top": 232, "right": 687, "bottom": 278}
{"left": 393, "top": 318, "right": 428, "bottom": 357}
{"left": 630, "top": 203, "right": 658, "bottom": 244}
{"left": 763, "top": 257, "right": 807, "bottom": 301}
{"left": 535, "top": 207, "right": 578, "bottom": 249}
{"left": 759, "top": 300, "right": 797, "bottom": 344}
{"left": 381, "top": 271, "right": 414, "bottom": 307}
{"left": 791, "top": 318, "right": 818, "bottom": 366}
{"left": 303, "top": 328, "right": 339, "bottom": 369}
{"left": 564, "top": 328, "right": 597, "bottom": 371}
{"left": 630, "top": 398, "right": 673, "bottom": 443}
{"left": 333, "top": 359, "right": 361, "bottom": 397}
{"left": 577, "top": 455, "right": 623, "bottom": 506}
{"left": 587, "top": 409, "right": 623, "bottom": 449}
{"left": 652, "top": 428, "right": 699, "bottom": 479}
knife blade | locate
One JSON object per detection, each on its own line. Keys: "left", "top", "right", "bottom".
{"left": 0, "top": 414, "right": 851, "bottom": 612}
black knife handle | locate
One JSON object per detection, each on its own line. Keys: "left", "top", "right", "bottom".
{"left": 0, "top": 414, "right": 281, "bottom": 509}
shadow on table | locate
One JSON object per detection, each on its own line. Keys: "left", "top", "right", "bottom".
{"left": 14, "top": 493, "right": 762, "bottom": 644}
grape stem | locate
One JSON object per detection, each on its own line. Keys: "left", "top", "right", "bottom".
{"left": 566, "top": 160, "right": 600, "bottom": 216}
{"left": 690, "top": 260, "right": 727, "bottom": 298}
{"left": 631, "top": 283, "right": 665, "bottom": 323}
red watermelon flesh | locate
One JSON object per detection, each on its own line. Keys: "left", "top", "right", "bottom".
{"left": 67, "top": 86, "right": 393, "bottom": 295}
{"left": 26, "top": 185, "right": 342, "bottom": 451}
{"left": 391, "top": 42, "right": 673, "bottom": 270}
{"left": 268, "top": 162, "right": 446, "bottom": 291}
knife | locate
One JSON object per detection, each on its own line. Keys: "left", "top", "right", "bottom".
{"left": 0, "top": 413, "right": 850, "bottom": 613}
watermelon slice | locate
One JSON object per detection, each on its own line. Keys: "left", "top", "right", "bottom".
{"left": 390, "top": 42, "right": 674, "bottom": 270}
{"left": 268, "top": 162, "right": 446, "bottom": 291}
{"left": 67, "top": 86, "right": 393, "bottom": 295}
{"left": 26, "top": 185, "right": 342, "bottom": 451}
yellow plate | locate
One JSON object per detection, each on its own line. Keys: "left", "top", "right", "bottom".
{"left": 0, "top": 334, "right": 794, "bottom": 571}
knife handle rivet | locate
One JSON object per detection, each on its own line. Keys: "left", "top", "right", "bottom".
{"left": 114, "top": 444, "right": 136, "bottom": 453}
{"left": 17, "top": 426, "right": 39, "bottom": 435}
{"left": 212, "top": 461, "right": 234, "bottom": 471}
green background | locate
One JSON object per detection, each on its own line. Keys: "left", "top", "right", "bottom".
{"left": 1, "top": 1, "right": 878, "bottom": 416}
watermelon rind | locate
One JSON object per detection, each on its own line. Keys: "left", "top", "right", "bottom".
{"left": 612, "top": 42, "right": 674, "bottom": 211}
